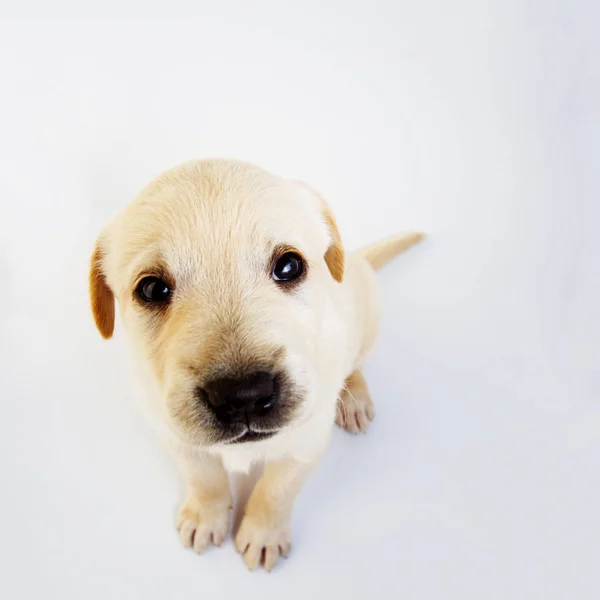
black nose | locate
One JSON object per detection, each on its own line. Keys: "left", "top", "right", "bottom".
{"left": 202, "top": 371, "right": 277, "bottom": 423}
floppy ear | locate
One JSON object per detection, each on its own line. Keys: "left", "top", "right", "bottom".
{"left": 89, "top": 241, "right": 115, "bottom": 339}
{"left": 321, "top": 203, "right": 345, "bottom": 282}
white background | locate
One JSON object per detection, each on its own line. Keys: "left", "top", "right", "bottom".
{"left": 0, "top": 2, "right": 598, "bottom": 598}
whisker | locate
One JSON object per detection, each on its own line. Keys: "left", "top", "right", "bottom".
{"left": 343, "top": 384, "right": 360, "bottom": 413}
{"left": 336, "top": 392, "right": 348, "bottom": 425}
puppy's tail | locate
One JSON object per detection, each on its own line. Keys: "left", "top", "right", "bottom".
{"left": 359, "top": 232, "right": 425, "bottom": 270}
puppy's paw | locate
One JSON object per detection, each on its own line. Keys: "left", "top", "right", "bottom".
{"left": 335, "top": 383, "right": 375, "bottom": 433}
{"left": 235, "top": 515, "right": 291, "bottom": 572}
{"left": 176, "top": 496, "right": 231, "bottom": 554}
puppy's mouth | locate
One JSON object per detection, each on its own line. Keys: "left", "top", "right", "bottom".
{"left": 224, "top": 420, "right": 279, "bottom": 444}
{"left": 225, "top": 424, "right": 278, "bottom": 445}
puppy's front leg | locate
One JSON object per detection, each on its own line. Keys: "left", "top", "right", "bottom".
{"left": 336, "top": 368, "right": 375, "bottom": 433}
{"left": 175, "top": 452, "right": 232, "bottom": 554}
{"left": 235, "top": 457, "right": 316, "bottom": 571}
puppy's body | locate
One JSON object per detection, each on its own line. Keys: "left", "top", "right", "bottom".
{"left": 90, "top": 160, "right": 422, "bottom": 570}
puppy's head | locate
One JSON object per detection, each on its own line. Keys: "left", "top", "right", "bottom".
{"left": 90, "top": 160, "right": 346, "bottom": 447}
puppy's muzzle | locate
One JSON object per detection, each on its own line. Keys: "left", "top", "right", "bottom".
{"left": 200, "top": 371, "right": 280, "bottom": 437}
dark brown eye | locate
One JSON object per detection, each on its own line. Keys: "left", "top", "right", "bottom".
{"left": 272, "top": 252, "right": 304, "bottom": 282}
{"left": 136, "top": 276, "right": 171, "bottom": 303}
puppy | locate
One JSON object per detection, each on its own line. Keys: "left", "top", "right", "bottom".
{"left": 89, "top": 159, "right": 423, "bottom": 571}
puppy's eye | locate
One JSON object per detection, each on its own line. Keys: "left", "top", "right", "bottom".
{"left": 272, "top": 252, "right": 304, "bottom": 282}
{"left": 136, "top": 277, "right": 171, "bottom": 303}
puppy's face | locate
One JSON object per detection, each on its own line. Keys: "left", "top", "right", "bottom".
{"left": 90, "top": 161, "right": 345, "bottom": 447}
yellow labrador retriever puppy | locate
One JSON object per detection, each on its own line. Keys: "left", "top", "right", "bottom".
{"left": 89, "top": 159, "right": 423, "bottom": 571}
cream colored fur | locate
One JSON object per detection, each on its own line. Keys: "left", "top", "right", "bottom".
{"left": 89, "top": 159, "right": 423, "bottom": 571}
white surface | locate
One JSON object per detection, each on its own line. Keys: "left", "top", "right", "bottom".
{"left": 1, "top": 3, "right": 598, "bottom": 599}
